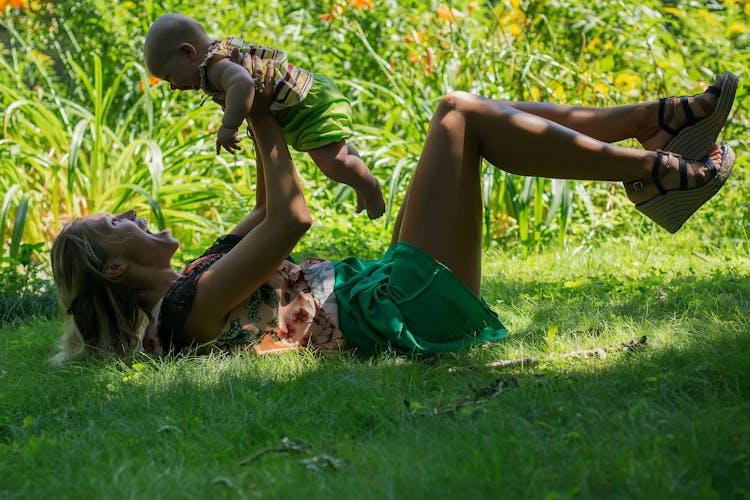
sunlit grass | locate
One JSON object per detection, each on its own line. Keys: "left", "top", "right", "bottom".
{"left": 1, "top": 228, "right": 748, "bottom": 498}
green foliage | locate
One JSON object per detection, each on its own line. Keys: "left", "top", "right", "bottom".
{"left": 1, "top": 0, "right": 748, "bottom": 259}
{"left": 0, "top": 242, "right": 57, "bottom": 325}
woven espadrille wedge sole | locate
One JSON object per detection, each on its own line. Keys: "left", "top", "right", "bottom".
{"left": 635, "top": 145, "right": 735, "bottom": 234}
{"left": 663, "top": 72, "right": 738, "bottom": 159}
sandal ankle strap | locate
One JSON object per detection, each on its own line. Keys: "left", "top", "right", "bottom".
{"left": 658, "top": 83, "right": 721, "bottom": 137}
{"left": 652, "top": 151, "right": 668, "bottom": 195}
{"left": 626, "top": 150, "right": 691, "bottom": 194}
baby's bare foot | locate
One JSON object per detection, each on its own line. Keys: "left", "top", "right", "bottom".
{"left": 357, "top": 180, "right": 386, "bottom": 219}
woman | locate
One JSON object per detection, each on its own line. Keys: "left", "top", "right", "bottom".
{"left": 50, "top": 63, "right": 737, "bottom": 361}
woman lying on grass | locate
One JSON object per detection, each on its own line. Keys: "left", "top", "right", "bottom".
{"left": 50, "top": 60, "right": 737, "bottom": 362}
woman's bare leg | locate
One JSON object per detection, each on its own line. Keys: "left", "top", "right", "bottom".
{"left": 501, "top": 73, "right": 724, "bottom": 149}
{"left": 395, "top": 92, "right": 723, "bottom": 294}
{"left": 390, "top": 76, "right": 724, "bottom": 245}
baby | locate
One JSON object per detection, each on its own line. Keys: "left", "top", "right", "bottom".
{"left": 144, "top": 13, "right": 385, "bottom": 219}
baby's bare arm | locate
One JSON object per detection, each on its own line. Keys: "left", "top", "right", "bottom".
{"left": 208, "top": 58, "right": 256, "bottom": 154}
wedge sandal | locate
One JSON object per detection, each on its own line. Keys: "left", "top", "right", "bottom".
{"left": 632, "top": 146, "right": 735, "bottom": 233}
{"left": 663, "top": 71, "right": 738, "bottom": 159}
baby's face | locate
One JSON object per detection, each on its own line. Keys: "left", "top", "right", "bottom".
{"left": 153, "top": 51, "right": 202, "bottom": 91}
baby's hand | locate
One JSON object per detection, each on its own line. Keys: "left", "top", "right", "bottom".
{"left": 216, "top": 126, "right": 242, "bottom": 155}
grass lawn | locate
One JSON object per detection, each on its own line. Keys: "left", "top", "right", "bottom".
{"left": 1, "top": 228, "right": 748, "bottom": 499}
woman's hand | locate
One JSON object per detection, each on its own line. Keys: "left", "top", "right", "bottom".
{"left": 247, "top": 58, "right": 275, "bottom": 118}
{"left": 226, "top": 48, "right": 275, "bottom": 117}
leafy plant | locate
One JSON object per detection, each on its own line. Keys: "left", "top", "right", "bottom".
{"left": 0, "top": 0, "right": 748, "bottom": 259}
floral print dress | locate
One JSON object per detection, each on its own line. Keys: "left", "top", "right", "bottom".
{"left": 156, "top": 235, "right": 345, "bottom": 355}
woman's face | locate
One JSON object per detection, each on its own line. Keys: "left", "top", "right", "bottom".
{"left": 83, "top": 209, "right": 179, "bottom": 268}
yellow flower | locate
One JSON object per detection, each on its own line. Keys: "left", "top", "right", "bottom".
{"left": 586, "top": 37, "right": 601, "bottom": 52}
{"left": 729, "top": 22, "right": 746, "bottom": 39}
{"left": 508, "top": 24, "right": 521, "bottom": 37}
{"left": 31, "top": 49, "right": 53, "bottom": 67}
{"left": 594, "top": 82, "right": 610, "bottom": 95}
{"left": 697, "top": 9, "right": 719, "bottom": 25}
{"left": 350, "top": 0, "right": 373, "bottom": 9}
{"left": 745, "top": 4, "right": 750, "bottom": 16}
{"left": 437, "top": 5, "right": 456, "bottom": 22}
{"left": 663, "top": 7, "right": 682, "bottom": 16}
{"left": 614, "top": 73, "right": 642, "bottom": 90}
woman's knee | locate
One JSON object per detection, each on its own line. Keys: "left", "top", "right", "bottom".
{"left": 437, "top": 91, "right": 478, "bottom": 115}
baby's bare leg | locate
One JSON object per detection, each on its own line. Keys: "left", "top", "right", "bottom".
{"left": 308, "top": 140, "right": 386, "bottom": 220}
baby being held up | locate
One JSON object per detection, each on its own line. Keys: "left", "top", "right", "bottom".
{"left": 144, "top": 13, "right": 385, "bottom": 219}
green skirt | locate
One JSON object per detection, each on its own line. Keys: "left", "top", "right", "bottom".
{"left": 334, "top": 242, "right": 507, "bottom": 355}
{"left": 279, "top": 73, "right": 354, "bottom": 152}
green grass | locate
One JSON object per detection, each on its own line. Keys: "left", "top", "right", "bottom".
{"left": 1, "top": 1, "right": 749, "bottom": 497}
{"left": 1, "top": 230, "right": 748, "bottom": 499}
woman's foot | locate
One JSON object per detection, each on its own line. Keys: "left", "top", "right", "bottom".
{"left": 624, "top": 146, "right": 724, "bottom": 205}
{"left": 636, "top": 73, "right": 725, "bottom": 152}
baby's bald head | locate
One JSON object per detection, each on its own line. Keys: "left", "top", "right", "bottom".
{"left": 144, "top": 13, "right": 207, "bottom": 75}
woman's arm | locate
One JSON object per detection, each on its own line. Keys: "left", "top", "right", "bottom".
{"left": 223, "top": 53, "right": 269, "bottom": 238}
{"left": 227, "top": 140, "right": 266, "bottom": 237}
{"left": 184, "top": 64, "right": 312, "bottom": 341}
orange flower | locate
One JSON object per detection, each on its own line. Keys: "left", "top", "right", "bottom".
{"left": 350, "top": 0, "right": 374, "bottom": 8}
{"left": 403, "top": 32, "right": 417, "bottom": 43}
{"left": 319, "top": 13, "right": 333, "bottom": 22}
{"left": 138, "top": 76, "right": 162, "bottom": 92}
{"left": 0, "top": 0, "right": 29, "bottom": 10}
{"left": 425, "top": 47, "right": 435, "bottom": 74}
{"left": 437, "top": 5, "right": 456, "bottom": 22}
{"left": 468, "top": 1, "right": 479, "bottom": 12}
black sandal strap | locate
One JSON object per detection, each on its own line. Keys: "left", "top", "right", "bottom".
{"left": 658, "top": 98, "right": 679, "bottom": 136}
{"left": 705, "top": 84, "right": 721, "bottom": 97}
{"left": 703, "top": 149, "right": 721, "bottom": 176}
{"left": 652, "top": 151, "right": 668, "bottom": 195}
{"left": 680, "top": 96, "right": 697, "bottom": 125}
{"left": 678, "top": 156, "right": 688, "bottom": 190}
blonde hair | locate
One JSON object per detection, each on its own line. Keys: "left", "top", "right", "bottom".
{"left": 50, "top": 220, "right": 146, "bottom": 363}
